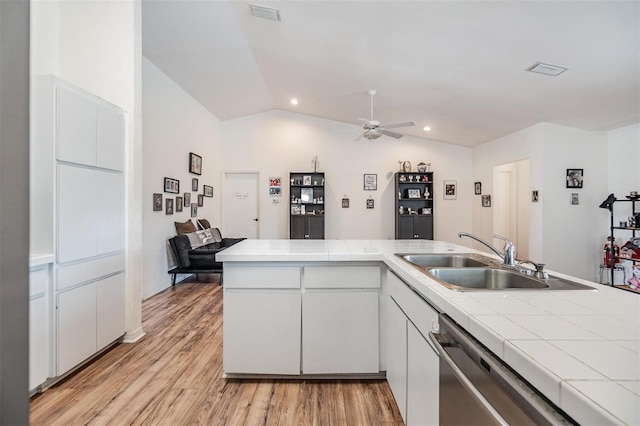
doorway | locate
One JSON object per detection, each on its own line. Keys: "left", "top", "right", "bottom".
{"left": 493, "top": 159, "right": 530, "bottom": 259}
{"left": 222, "top": 172, "right": 259, "bottom": 239}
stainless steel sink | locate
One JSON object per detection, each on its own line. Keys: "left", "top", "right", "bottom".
{"left": 397, "top": 253, "right": 596, "bottom": 291}
{"left": 427, "top": 267, "right": 548, "bottom": 290}
{"left": 399, "top": 253, "right": 492, "bottom": 268}
{"left": 427, "top": 267, "right": 595, "bottom": 291}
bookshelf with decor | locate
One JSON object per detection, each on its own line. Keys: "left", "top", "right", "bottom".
{"left": 290, "top": 172, "right": 325, "bottom": 239}
{"left": 395, "top": 171, "right": 434, "bottom": 239}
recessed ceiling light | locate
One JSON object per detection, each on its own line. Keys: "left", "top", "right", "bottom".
{"left": 290, "top": 98, "right": 298, "bottom": 105}
{"left": 249, "top": 4, "right": 281, "bottom": 21}
{"left": 423, "top": 126, "right": 431, "bottom": 132}
{"left": 527, "top": 62, "right": 568, "bottom": 76}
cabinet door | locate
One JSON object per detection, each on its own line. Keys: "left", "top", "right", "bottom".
{"left": 57, "top": 283, "right": 97, "bottom": 375}
{"left": 397, "top": 215, "right": 415, "bottom": 239}
{"left": 290, "top": 215, "right": 305, "bottom": 239}
{"left": 223, "top": 291, "right": 301, "bottom": 374}
{"left": 57, "top": 85, "right": 96, "bottom": 166}
{"left": 407, "top": 323, "right": 439, "bottom": 426}
{"left": 94, "top": 171, "right": 125, "bottom": 255}
{"left": 96, "top": 103, "right": 125, "bottom": 171}
{"left": 57, "top": 164, "right": 97, "bottom": 263}
{"left": 29, "top": 295, "right": 49, "bottom": 390}
{"left": 96, "top": 273, "right": 126, "bottom": 350}
{"left": 302, "top": 291, "right": 379, "bottom": 374}
{"left": 387, "top": 297, "right": 408, "bottom": 424}
{"left": 307, "top": 215, "right": 325, "bottom": 239}
{"left": 415, "top": 215, "right": 433, "bottom": 240}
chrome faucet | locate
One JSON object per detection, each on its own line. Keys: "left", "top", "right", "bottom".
{"left": 458, "top": 232, "right": 516, "bottom": 267}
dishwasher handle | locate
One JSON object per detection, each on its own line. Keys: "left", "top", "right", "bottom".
{"left": 429, "top": 331, "right": 509, "bottom": 426}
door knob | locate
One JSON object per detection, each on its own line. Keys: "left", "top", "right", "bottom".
{"left": 253, "top": 218, "right": 259, "bottom": 221}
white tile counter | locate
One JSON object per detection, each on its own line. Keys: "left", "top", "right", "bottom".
{"left": 218, "top": 239, "right": 640, "bottom": 425}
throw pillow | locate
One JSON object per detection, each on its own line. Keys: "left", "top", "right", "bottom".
{"left": 197, "top": 218, "right": 211, "bottom": 229}
{"left": 175, "top": 219, "right": 197, "bottom": 235}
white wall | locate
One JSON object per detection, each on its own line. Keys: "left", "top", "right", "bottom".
{"left": 220, "top": 110, "right": 473, "bottom": 242}
{"left": 472, "top": 124, "right": 544, "bottom": 258}
{"left": 540, "top": 123, "right": 608, "bottom": 280}
{"left": 142, "top": 58, "right": 223, "bottom": 298}
{"left": 472, "top": 123, "right": 610, "bottom": 281}
{"left": 30, "top": 0, "right": 143, "bottom": 339}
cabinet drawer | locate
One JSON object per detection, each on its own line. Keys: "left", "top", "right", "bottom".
{"left": 224, "top": 265, "right": 301, "bottom": 289}
{"left": 387, "top": 270, "right": 439, "bottom": 339}
{"left": 304, "top": 265, "right": 381, "bottom": 289}
{"left": 57, "top": 254, "right": 125, "bottom": 291}
{"left": 29, "top": 266, "right": 49, "bottom": 297}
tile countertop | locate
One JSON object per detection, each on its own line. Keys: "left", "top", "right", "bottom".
{"left": 219, "top": 239, "right": 640, "bottom": 425}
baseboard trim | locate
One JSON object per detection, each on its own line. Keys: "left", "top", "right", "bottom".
{"left": 123, "top": 327, "right": 146, "bottom": 343}
{"left": 222, "top": 372, "right": 386, "bottom": 380}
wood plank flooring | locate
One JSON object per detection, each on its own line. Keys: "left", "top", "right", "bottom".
{"left": 30, "top": 275, "right": 404, "bottom": 425}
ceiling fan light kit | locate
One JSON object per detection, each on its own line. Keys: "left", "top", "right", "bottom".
{"left": 355, "top": 89, "right": 415, "bottom": 141}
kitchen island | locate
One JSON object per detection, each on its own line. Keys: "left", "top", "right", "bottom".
{"left": 218, "top": 239, "right": 640, "bottom": 425}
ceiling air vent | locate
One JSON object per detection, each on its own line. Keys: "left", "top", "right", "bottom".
{"left": 249, "top": 4, "right": 281, "bottom": 21}
{"left": 527, "top": 62, "right": 568, "bottom": 76}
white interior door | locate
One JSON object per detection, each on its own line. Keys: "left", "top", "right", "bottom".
{"left": 223, "top": 172, "right": 259, "bottom": 239}
{"left": 493, "top": 160, "right": 530, "bottom": 259}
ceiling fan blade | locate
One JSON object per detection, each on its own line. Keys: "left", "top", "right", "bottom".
{"left": 383, "top": 121, "right": 415, "bottom": 129}
{"left": 380, "top": 129, "right": 404, "bottom": 139}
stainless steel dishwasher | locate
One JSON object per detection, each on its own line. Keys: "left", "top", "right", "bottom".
{"left": 429, "top": 314, "right": 577, "bottom": 425}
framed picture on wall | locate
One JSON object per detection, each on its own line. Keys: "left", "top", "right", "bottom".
{"left": 482, "top": 195, "right": 491, "bottom": 207}
{"left": 184, "top": 192, "right": 191, "bottom": 207}
{"left": 164, "top": 177, "right": 180, "bottom": 194}
{"left": 176, "top": 196, "right": 183, "bottom": 212}
{"left": 474, "top": 182, "right": 482, "bottom": 195}
{"left": 191, "top": 203, "right": 197, "bottom": 218}
{"left": 198, "top": 194, "right": 204, "bottom": 207}
{"left": 364, "top": 174, "right": 377, "bottom": 191}
{"left": 203, "top": 185, "right": 213, "bottom": 197}
{"left": 189, "top": 152, "right": 202, "bottom": 175}
{"left": 153, "top": 193, "right": 162, "bottom": 211}
{"left": 444, "top": 180, "right": 457, "bottom": 200}
{"left": 192, "top": 178, "right": 199, "bottom": 191}
{"left": 165, "top": 198, "right": 174, "bottom": 215}
{"left": 566, "top": 169, "right": 583, "bottom": 188}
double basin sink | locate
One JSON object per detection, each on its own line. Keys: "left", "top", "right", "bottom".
{"left": 399, "top": 254, "right": 595, "bottom": 291}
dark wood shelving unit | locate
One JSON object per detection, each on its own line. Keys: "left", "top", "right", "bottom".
{"left": 289, "top": 172, "right": 325, "bottom": 239}
{"left": 394, "top": 171, "right": 434, "bottom": 239}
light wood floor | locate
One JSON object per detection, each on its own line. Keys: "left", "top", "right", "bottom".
{"left": 30, "top": 275, "right": 404, "bottom": 425}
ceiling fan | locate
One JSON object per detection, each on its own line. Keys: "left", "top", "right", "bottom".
{"left": 355, "top": 89, "right": 414, "bottom": 140}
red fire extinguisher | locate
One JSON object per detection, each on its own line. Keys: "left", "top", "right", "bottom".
{"left": 603, "top": 236, "right": 620, "bottom": 265}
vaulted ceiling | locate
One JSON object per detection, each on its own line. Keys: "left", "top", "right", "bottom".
{"left": 142, "top": 1, "right": 639, "bottom": 147}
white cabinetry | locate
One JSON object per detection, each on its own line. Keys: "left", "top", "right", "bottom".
{"left": 222, "top": 263, "right": 382, "bottom": 376}
{"left": 31, "top": 75, "right": 126, "bottom": 380}
{"left": 57, "top": 83, "right": 124, "bottom": 171}
{"left": 386, "top": 270, "right": 439, "bottom": 426}
{"left": 302, "top": 291, "right": 378, "bottom": 374}
{"left": 224, "top": 291, "right": 301, "bottom": 374}
{"left": 57, "top": 283, "right": 97, "bottom": 374}
{"left": 387, "top": 297, "right": 409, "bottom": 423}
{"left": 407, "top": 322, "right": 439, "bottom": 425}
{"left": 29, "top": 264, "right": 51, "bottom": 391}
{"left": 57, "top": 164, "right": 124, "bottom": 263}
{"left": 55, "top": 255, "right": 125, "bottom": 376}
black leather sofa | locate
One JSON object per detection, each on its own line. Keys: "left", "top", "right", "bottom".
{"left": 168, "top": 229, "right": 245, "bottom": 285}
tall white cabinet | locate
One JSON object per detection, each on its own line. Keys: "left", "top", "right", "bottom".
{"left": 31, "top": 75, "right": 126, "bottom": 384}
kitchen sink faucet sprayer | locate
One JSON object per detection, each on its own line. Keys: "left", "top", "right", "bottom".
{"left": 458, "top": 232, "right": 515, "bottom": 267}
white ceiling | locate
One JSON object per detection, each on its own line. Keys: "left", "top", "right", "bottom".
{"left": 142, "top": 0, "right": 640, "bottom": 147}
